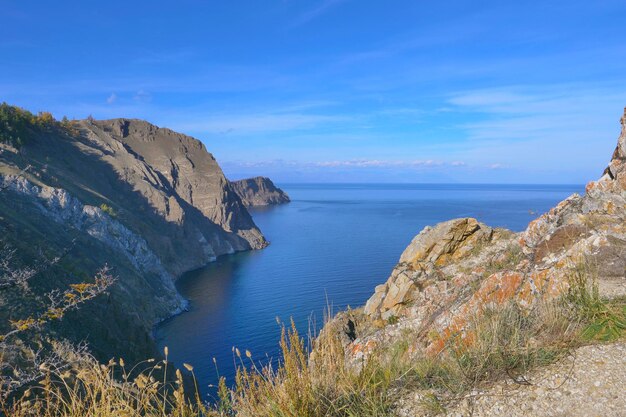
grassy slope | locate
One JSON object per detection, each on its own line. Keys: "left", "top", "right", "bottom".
{"left": 3, "top": 271, "right": 624, "bottom": 416}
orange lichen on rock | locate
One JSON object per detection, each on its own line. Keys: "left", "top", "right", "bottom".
{"left": 332, "top": 108, "right": 626, "bottom": 370}
{"left": 348, "top": 339, "right": 378, "bottom": 360}
{"left": 424, "top": 272, "right": 525, "bottom": 354}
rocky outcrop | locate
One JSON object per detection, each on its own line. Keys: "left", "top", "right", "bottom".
{"left": 82, "top": 118, "right": 267, "bottom": 272}
{"left": 332, "top": 107, "right": 626, "bottom": 363}
{"left": 0, "top": 111, "right": 269, "bottom": 362}
{"left": 363, "top": 218, "right": 500, "bottom": 321}
{"left": 230, "top": 176, "right": 290, "bottom": 207}
{"left": 1, "top": 117, "right": 267, "bottom": 277}
{"left": 1, "top": 175, "right": 186, "bottom": 320}
{"left": 603, "top": 108, "right": 626, "bottom": 181}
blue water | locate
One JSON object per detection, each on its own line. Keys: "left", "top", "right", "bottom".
{"left": 155, "top": 183, "right": 583, "bottom": 394}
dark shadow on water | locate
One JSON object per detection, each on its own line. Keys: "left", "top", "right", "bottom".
{"left": 155, "top": 183, "right": 586, "bottom": 399}
{"left": 155, "top": 250, "right": 265, "bottom": 397}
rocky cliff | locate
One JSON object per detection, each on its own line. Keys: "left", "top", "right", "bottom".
{"left": 0, "top": 107, "right": 267, "bottom": 362}
{"left": 231, "top": 176, "right": 290, "bottom": 207}
{"left": 1, "top": 116, "right": 267, "bottom": 275}
{"left": 82, "top": 118, "right": 267, "bottom": 273}
{"left": 330, "top": 108, "right": 626, "bottom": 368}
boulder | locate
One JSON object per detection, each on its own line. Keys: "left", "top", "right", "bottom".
{"left": 335, "top": 108, "right": 626, "bottom": 363}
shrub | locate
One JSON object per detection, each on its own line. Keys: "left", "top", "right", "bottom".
{"left": 566, "top": 261, "right": 626, "bottom": 342}
{"left": 3, "top": 348, "right": 210, "bottom": 417}
{"left": 1, "top": 259, "right": 623, "bottom": 416}
{"left": 0, "top": 103, "right": 39, "bottom": 147}
{"left": 0, "top": 103, "right": 79, "bottom": 148}
{"left": 225, "top": 319, "right": 397, "bottom": 416}
{"left": 99, "top": 203, "right": 117, "bottom": 217}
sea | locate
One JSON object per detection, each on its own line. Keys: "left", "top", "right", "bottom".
{"left": 155, "top": 183, "right": 583, "bottom": 396}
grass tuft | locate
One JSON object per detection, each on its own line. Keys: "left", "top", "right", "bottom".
{"left": 2, "top": 259, "right": 624, "bottom": 416}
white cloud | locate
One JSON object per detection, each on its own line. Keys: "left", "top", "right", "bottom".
{"left": 106, "top": 93, "right": 117, "bottom": 104}
{"left": 445, "top": 83, "right": 626, "bottom": 177}
{"left": 133, "top": 89, "right": 151, "bottom": 102}
{"left": 314, "top": 159, "right": 442, "bottom": 168}
{"left": 172, "top": 113, "right": 349, "bottom": 135}
{"left": 448, "top": 91, "right": 528, "bottom": 110}
{"left": 223, "top": 159, "right": 464, "bottom": 169}
{"left": 448, "top": 85, "right": 626, "bottom": 121}
{"left": 290, "top": 0, "right": 348, "bottom": 27}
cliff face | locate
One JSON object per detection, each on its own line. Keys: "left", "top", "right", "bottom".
{"left": 332, "top": 108, "right": 626, "bottom": 363}
{"left": 80, "top": 118, "right": 267, "bottom": 273}
{"left": 2, "top": 118, "right": 267, "bottom": 276}
{"left": 230, "top": 176, "right": 290, "bottom": 207}
{"left": 0, "top": 113, "right": 267, "bottom": 361}
{"left": 0, "top": 176, "right": 186, "bottom": 360}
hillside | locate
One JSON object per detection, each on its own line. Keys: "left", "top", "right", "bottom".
{"left": 1, "top": 106, "right": 625, "bottom": 416}
{"left": 0, "top": 104, "right": 267, "bottom": 363}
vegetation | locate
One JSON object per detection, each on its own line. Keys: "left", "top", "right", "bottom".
{"left": 99, "top": 203, "right": 117, "bottom": 217}
{"left": 0, "top": 243, "right": 115, "bottom": 402}
{"left": 0, "top": 172, "right": 116, "bottom": 409}
{"left": 567, "top": 262, "right": 626, "bottom": 342}
{"left": 0, "top": 103, "right": 77, "bottom": 147}
{"left": 2, "top": 347, "right": 209, "bottom": 417}
{"left": 0, "top": 260, "right": 622, "bottom": 417}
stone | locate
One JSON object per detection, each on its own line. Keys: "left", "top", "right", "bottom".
{"left": 327, "top": 108, "right": 626, "bottom": 370}
{"left": 230, "top": 176, "right": 290, "bottom": 207}
{"left": 0, "top": 112, "right": 272, "bottom": 364}
{"left": 603, "top": 107, "right": 626, "bottom": 181}
{"left": 399, "top": 218, "right": 493, "bottom": 269}
{"left": 1, "top": 117, "right": 268, "bottom": 277}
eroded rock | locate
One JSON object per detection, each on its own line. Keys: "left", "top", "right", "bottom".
{"left": 333, "top": 108, "right": 626, "bottom": 365}
{"left": 230, "top": 176, "right": 290, "bottom": 207}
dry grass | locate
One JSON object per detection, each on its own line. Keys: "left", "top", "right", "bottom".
{"left": 2, "top": 264, "right": 624, "bottom": 417}
{"left": 222, "top": 317, "right": 399, "bottom": 417}
{"left": 2, "top": 347, "right": 210, "bottom": 417}
{"left": 566, "top": 261, "right": 626, "bottom": 342}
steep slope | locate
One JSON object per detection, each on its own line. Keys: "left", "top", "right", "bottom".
{"left": 0, "top": 108, "right": 267, "bottom": 362}
{"left": 1, "top": 117, "right": 266, "bottom": 276}
{"left": 231, "top": 176, "right": 291, "bottom": 207}
{"left": 0, "top": 180, "right": 185, "bottom": 361}
{"left": 331, "top": 107, "right": 626, "bottom": 366}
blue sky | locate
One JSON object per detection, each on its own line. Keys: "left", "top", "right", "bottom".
{"left": 2, "top": 0, "right": 626, "bottom": 183}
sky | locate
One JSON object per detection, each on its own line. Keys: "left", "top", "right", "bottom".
{"left": 1, "top": 0, "right": 626, "bottom": 183}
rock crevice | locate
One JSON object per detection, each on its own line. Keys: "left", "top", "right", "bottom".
{"left": 335, "top": 107, "right": 626, "bottom": 364}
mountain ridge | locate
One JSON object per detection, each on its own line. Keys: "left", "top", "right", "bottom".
{"left": 0, "top": 105, "right": 270, "bottom": 362}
